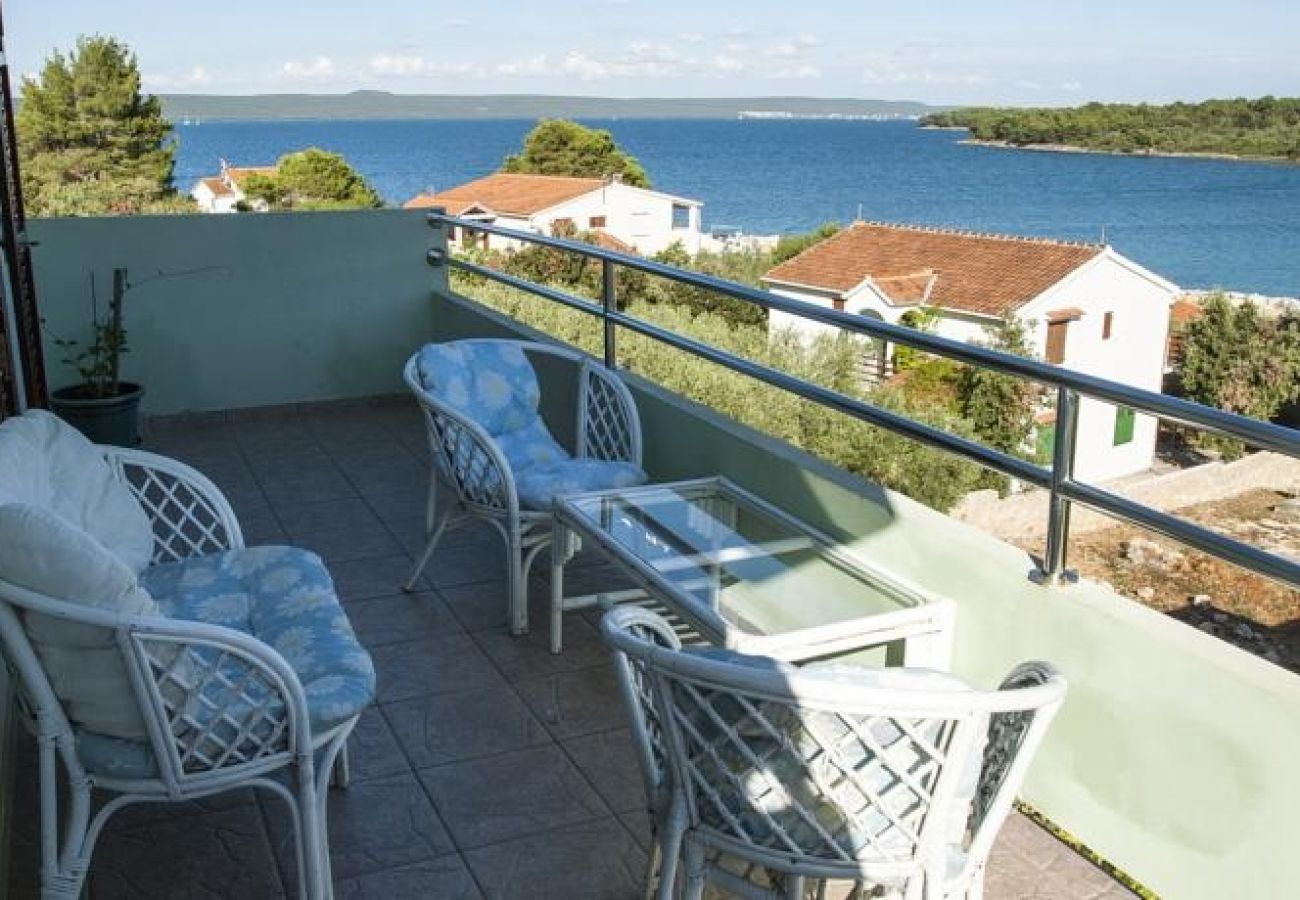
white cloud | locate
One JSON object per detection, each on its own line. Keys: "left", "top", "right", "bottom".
{"left": 764, "top": 35, "right": 821, "bottom": 60}
{"left": 143, "top": 65, "right": 212, "bottom": 90}
{"left": 369, "top": 54, "right": 428, "bottom": 76}
{"left": 1061, "top": 80, "right": 1084, "bottom": 92}
{"left": 496, "top": 54, "right": 550, "bottom": 77}
{"left": 279, "top": 56, "right": 335, "bottom": 81}
{"left": 562, "top": 51, "right": 611, "bottom": 81}
{"left": 677, "top": 31, "right": 705, "bottom": 44}
{"left": 710, "top": 54, "right": 745, "bottom": 75}
{"left": 861, "top": 61, "right": 986, "bottom": 86}
{"left": 771, "top": 64, "right": 822, "bottom": 80}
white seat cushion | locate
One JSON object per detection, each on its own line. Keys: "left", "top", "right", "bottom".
{"left": 0, "top": 410, "right": 153, "bottom": 573}
{"left": 0, "top": 503, "right": 161, "bottom": 739}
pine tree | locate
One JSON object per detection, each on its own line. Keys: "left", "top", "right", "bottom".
{"left": 17, "top": 36, "right": 178, "bottom": 216}
{"left": 503, "top": 120, "right": 650, "bottom": 187}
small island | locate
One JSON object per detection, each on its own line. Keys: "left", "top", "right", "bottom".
{"left": 922, "top": 97, "right": 1300, "bottom": 162}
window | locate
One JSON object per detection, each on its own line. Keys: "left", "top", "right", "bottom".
{"left": 551, "top": 217, "right": 574, "bottom": 236}
{"left": 1102, "top": 311, "right": 1114, "bottom": 340}
{"left": 447, "top": 226, "right": 457, "bottom": 242}
{"left": 1113, "top": 406, "right": 1136, "bottom": 446}
{"left": 1045, "top": 320, "right": 1069, "bottom": 364}
{"left": 671, "top": 203, "right": 691, "bottom": 230}
{"left": 589, "top": 215, "right": 607, "bottom": 228}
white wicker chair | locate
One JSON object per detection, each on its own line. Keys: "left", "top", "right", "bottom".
{"left": 601, "top": 607, "right": 1067, "bottom": 900}
{"left": 0, "top": 446, "right": 361, "bottom": 900}
{"left": 403, "top": 339, "right": 644, "bottom": 635}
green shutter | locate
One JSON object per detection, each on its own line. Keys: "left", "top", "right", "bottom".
{"left": 1036, "top": 424, "right": 1057, "bottom": 462}
{"left": 1113, "top": 406, "right": 1136, "bottom": 446}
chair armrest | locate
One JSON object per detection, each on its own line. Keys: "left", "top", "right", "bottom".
{"left": 576, "top": 361, "right": 643, "bottom": 465}
{"left": 103, "top": 446, "right": 245, "bottom": 564}
{"left": 123, "top": 616, "right": 313, "bottom": 781}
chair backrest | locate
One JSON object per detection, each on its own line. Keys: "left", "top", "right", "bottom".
{"left": 600, "top": 607, "right": 1066, "bottom": 885}
{"left": 404, "top": 339, "right": 643, "bottom": 510}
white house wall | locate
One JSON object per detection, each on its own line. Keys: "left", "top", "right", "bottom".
{"left": 1018, "top": 253, "right": 1175, "bottom": 483}
{"left": 536, "top": 183, "right": 702, "bottom": 255}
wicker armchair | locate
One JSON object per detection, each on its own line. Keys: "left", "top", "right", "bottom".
{"left": 403, "top": 339, "right": 645, "bottom": 635}
{"left": 600, "top": 607, "right": 1067, "bottom": 900}
{"left": 0, "top": 416, "right": 373, "bottom": 900}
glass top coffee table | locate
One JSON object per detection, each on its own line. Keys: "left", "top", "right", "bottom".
{"left": 548, "top": 476, "right": 954, "bottom": 664}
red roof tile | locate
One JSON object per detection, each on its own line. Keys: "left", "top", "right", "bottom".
{"left": 763, "top": 222, "right": 1105, "bottom": 317}
{"left": 403, "top": 173, "right": 607, "bottom": 216}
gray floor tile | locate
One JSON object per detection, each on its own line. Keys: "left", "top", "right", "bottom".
{"left": 104, "top": 787, "right": 260, "bottom": 830}
{"left": 265, "top": 771, "right": 454, "bottom": 886}
{"left": 371, "top": 634, "right": 506, "bottom": 703}
{"left": 345, "top": 591, "right": 465, "bottom": 647}
{"left": 293, "top": 523, "right": 406, "bottom": 565}
{"left": 384, "top": 682, "right": 549, "bottom": 768}
{"left": 562, "top": 728, "right": 647, "bottom": 814}
{"left": 418, "top": 745, "right": 608, "bottom": 850}
{"left": 516, "top": 664, "right": 629, "bottom": 740}
{"left": 424, "top": 534, "right": 516, "bottom": 588}
{"left": 330, "top": 553, "right": 426, "bottom": 601}
{"left": 88, "top": 804, "right": 284, "bottom": 899}
{"left": 335, "top": 854, "right": 483, "bottom": 900}
{"left": 347, "top": 706, "right": 412, "bottom": 784}
{"left": 472, "top": 612, "right": 610, "bottom": 680}
{"left": 338, "top": 456, "right": 429, "bottom": 496}
{"left": 274, "top": 497, "right": 379, "bottom": 537}
{"left": 439, "top": 580, "right": 513, "bottom": 633}
{"left": 239, "top": 508, "right": 289, "bottom": 547}
{"left": 463, "top": 816, "right": 647, "bottom": 900}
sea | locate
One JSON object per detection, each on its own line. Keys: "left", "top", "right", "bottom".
{"left": 173, "top": 118, "right": 1300, "bottom": 298}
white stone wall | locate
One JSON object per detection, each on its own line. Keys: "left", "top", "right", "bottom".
{"left": 1018, "top": 253, "right": 1176, "bottom": 482}
{"left": 536, "top": 183, "right": 702, "bottom": 255}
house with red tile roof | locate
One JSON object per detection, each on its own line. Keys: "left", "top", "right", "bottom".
{"left": 404, "top": 172, "right": 703, "bottom": 255}
{"left": 762, "top": 221, "right": 1180, "bottom": 481}
{"left": 191, "top": 161, "right": 277, "bottom": 213}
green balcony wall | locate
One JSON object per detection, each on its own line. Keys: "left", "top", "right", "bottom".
{"left": 434, "top": 291, "right": 1300, "bottom": 900}
{"left": 29, "top": 210, "right": 443, "bottom": 414}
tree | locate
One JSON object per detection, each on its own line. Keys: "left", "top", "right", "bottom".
{"left": 266, "top": 148, "right": 383, "bottom": 210}
{"left": 17, "top": 36, "right": 177, "bottom": 216}
{"left": 1177, "top": 294, "right": 1300, "bottom": 458}
{"left": 956, "top": 316, "right": 1040, "bottom": 486}
{"left": 503, "top": 120, "right": 650, "bottom": 187}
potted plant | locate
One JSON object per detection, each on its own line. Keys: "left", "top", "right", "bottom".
{"left": 49, "top": 267, "right": 145, "bottom": 446}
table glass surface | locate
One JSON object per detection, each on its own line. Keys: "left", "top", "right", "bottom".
{"left": 565, "top": 482, "right": 923, "bottom": 638}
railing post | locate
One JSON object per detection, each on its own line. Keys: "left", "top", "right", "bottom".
{"left": 601, "top": 257, "right": 617, "bottom": 368}
{"left": 1038, "top": 385, "right": 1080, "bottom": 585}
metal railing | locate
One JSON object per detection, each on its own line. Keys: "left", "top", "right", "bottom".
{"left": 424, "top": 210, "right": 1300, "bottom": 592}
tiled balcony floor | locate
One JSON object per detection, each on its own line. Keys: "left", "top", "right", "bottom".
{"left": 6, "top": 398, "right": 1132, "bottom": 899}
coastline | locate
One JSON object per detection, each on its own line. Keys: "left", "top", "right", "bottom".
{"left": 957, "top": 137, "right": 1295, "bottom": 165}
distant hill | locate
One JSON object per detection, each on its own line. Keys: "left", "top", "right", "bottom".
{"left": 159, "top": 91, "right": 942, "bottom": 122}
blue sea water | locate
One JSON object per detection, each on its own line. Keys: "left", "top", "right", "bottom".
{"left": 173, "top": 118, "right": 1300, "bottom": 297}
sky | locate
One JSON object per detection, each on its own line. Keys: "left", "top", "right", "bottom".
{"left": 8, "top": 1, "right": 1300, "bottom": 106}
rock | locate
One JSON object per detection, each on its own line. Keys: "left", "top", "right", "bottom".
{"left": 1191, "top": 593, "right": 1213, "bottom": 606}
{"left": 1122, "top": 536, "right": 1185, "bottom": 572}
{"left": 1265, "top": 650, "right": 1282, "bottom": 664}
{"left": 1197, "top": 622, "right": 1219, "bottom": 635}
{"left": 1136, "top": 586, "right": 1156, "bottom": 601}
{"left": 1234, "top": 623, "right": 1256, "bottom": 640}
{"left": 1273, "top": 498, "right": 1300, "bottom": 524}
{"left": 1212, "top": 612, "right": 1228, "bottom": 624}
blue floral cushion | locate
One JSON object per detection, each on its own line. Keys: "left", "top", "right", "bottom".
{"left": 515, "top": 459, "right": 647, "bottom": 510}
{"left": 416, "top": 341, "right": 541, "bottom": 437}
{"left": 416, "top": 341, "right": 647, "bottom": 510}
{"left": 77, "top": 547, "right": 375, "bottom": 780}
{"left": 142, "top": 546, "right": 376, "bottom": 732}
